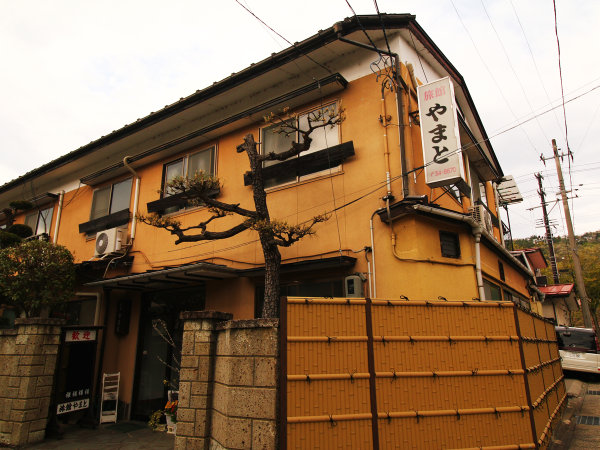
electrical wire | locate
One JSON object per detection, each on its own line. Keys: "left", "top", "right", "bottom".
{"left": 232, "top": 0, "right": 333, "bottom": 75}
{"left": 480, "top": 0, "right": 551, "bottom": 147}
{"left": 449, "top": 0, "right": 540, "bottom": 157}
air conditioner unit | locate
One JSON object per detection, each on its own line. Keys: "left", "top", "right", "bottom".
{"left": 95, "top": 228, "right": 124, "bottom": 257}
{"left": 469, "top": 205, "right": 493, "bottom": 234}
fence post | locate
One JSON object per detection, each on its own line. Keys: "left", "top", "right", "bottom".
{"left": 513, "top": 305, "right": 539, "bottom": 448}
{"left": 364, "top": 297, "right": 380, "bottom": 450}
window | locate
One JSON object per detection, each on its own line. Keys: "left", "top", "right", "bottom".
{"left": 498, "top": 261, "right": 505, "bottom": 281}
{"left": 25, "top": 207, "right": 54, "bottom": 235}
{"left": 90, "top": 178, "right": 133, "bottom": 220}
{"left": 261, "top": 104, "right": 340, "bottom": 188}
{"left": 162, "top": 147, "right": 215, "bottom": 213}
{"left": 439, "top": 231, "right": 460, "bottom": 258}
{"left": 483, "top": 279, "right": 502, "bottom": 301}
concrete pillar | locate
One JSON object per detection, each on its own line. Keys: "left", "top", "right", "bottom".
{"left": 176, "top": 311, "right": 232, "bottom": 450}
{"left": 0, "top": 318, "right": 63, "bottom": 447}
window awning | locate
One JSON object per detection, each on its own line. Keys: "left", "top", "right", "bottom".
{"left": 84, "top": 262, "right": 239, "bottom": 291}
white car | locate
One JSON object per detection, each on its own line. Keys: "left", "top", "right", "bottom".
{"left": 556, "top": 326, "right": 600, "bottom": 375}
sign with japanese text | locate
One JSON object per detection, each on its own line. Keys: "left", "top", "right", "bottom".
{"left": 417, "top": 77, "right": 467, "bottom": 188}
{"left": 57, "top": 398, "right": 89, "bottom": 415}
{"left": 65, "top": 329, "right": 96, "bottom": 342}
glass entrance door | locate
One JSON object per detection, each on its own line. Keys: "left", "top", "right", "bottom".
{"left": 131, "top": 286, "right": 205, "bottom": 420}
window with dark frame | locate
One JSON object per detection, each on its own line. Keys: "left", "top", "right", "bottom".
{"left": 90, "top": 178, "right": 133, "bottom": 221}
{"left": 25, "top": 206, "right": 54, "bottom": 235}
{"left": 498, "top": 261, "right": 505, "bottom": 281}
{"left": 161, "top": 146, "right": 216, "bottom": 213}
{"left": 439, "top": 231, "right": 460, "bottom": 258}
{"left": 261, "top": 103, "right": 340, "bottom": 188}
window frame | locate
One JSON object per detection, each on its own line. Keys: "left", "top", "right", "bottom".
{"left": 25, "top": 206, "right": 55, "bottom": 236}
{"left": 439, "top": 231, "right": 461, "bottom": 259}
{"left": 160, "top": 146, "right": 217, "bottom": 214}
{"left": 90, "top": 177, "right": 133, "bottom": 221}
{"left": 260, "top": 103, "right": 341, "bottom": 189}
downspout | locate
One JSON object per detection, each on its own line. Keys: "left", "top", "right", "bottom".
{"left": 369, "top": 210, "right": 379, "bottom": 298}
{"left": 334, "top": 26, "right": 410, "bottom": 198}
{"left": 52, "top": 190, "right": 65, "bottom": 244}
{"left": 123, "top": 157, "right": 140, "bottom": 240}
{"left": 473, "top": 230, "right": 485, "bottom": 302}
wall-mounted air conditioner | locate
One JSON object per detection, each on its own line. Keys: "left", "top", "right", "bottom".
{"left": 469, "top": 205, "right": 493, "bottom": 234}
{"left": 95, "top": 228, "right": 124, "bottom": 257}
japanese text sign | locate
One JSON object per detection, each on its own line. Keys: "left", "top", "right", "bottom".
{"left": 65, "top": 329, "right": 96, "bottom": 342}
{"left": 417, "top": 77, "right": 466, "bottom": 188}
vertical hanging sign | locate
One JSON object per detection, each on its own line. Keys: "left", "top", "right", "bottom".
{"left": 417, "top": 77, "right": 467, "bottom": 188}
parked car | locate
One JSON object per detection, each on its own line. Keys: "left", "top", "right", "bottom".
{"left": 556, "top": 326, "right": 600, "bottom": 374}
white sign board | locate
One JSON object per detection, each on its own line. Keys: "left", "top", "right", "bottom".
{"left": 417, "top": 77, "right": 466, "bottom": 188}
{"left": 65, "top": 329, "right": 97, "bottom": 342}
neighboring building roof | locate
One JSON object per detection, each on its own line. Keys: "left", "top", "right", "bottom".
{"left": 538, "top": 284, "right": 575, "bottom": 297}
{"left": 510, "top": 248, "right": 548, "bottom": 271}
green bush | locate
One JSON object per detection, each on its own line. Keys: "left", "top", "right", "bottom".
{"left": 0, "top": 231, "right": 22, "bottom": 249}
{"left": 0, "top": 240, "right": 75, "bottom": 317}
{"left": 6, "top": 224, "right": 33, "bottom": 238}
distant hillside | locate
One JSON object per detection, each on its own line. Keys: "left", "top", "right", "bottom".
{"left": 513, "top": 231, "right": 600, "bottom": 325}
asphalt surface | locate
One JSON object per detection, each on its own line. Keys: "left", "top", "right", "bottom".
{"left": 550, "top": 371, "right": 600, "bottom": 449}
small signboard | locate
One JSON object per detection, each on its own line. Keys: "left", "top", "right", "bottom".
{"left": 65, "top": 329, "right": 97, "bottom": 342}
{"left": 417, "top": 77, "right": 467, "bottom": 189}
{"left": 57, "top": 398, "right": 90, "bottom": 415}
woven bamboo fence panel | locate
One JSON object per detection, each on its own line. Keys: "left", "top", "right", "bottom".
{"left": 283, "top": 297, "right": 566, "bottom": 449}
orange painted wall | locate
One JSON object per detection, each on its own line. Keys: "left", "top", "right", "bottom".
{"left": 8, "top": 65, "right": 529, "bottom": 309}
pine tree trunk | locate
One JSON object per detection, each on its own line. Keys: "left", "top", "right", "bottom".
{"left": 261, "top": 235, "right": 281, "bottom": 318}
{"left": 242, "top": 133, "right": 282, "bottom": 318}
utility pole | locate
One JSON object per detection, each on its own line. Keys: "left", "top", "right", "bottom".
{"left": 535, "top": 173, "right": 560, "bottom": 283}
{"left": 548, "top": 139, "right": 594, "bottom": 329}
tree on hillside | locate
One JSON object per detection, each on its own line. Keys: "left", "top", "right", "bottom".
{"left": 140, "top": 106, "right": 344, "bottom": 318}
{"left": 0, "top": 240, "right": 76, "bottom": 318}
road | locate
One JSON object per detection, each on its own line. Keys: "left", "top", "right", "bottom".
{"left": 550, "top": 371, "right": 600, "bottom": 449}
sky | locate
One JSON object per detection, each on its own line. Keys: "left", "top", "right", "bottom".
{"left": 0, "top": 0, "right": 599, "bottom": 239}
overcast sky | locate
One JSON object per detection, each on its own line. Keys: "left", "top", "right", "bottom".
{"left": 1, "top": 0, "right": 599, "bottom": 239}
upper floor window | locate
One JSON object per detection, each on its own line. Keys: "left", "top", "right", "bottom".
{"left": 162, "top": 146, "right": 216, "bottom": 213}
{"left": 90, "top": 178, "right": 133, "bottom": 220}
{"left": 261, "top": 104, "right": 340, "bottom": 188}
{"left": 25, "top": 207, "right": 54, "bottom": 235}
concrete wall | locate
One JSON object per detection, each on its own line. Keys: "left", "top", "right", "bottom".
{"left": 0, "top": 318, "right": 63, "bottom": 447}
{"left": 176, "top": 311, "right": 279, "bottom": 450}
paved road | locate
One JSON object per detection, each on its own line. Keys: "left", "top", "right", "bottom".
{"left": 24, "top": 422, "right": 174, "bottom": 450}
{"left": 550, "top": 372, "right": 600, "bottom": 449}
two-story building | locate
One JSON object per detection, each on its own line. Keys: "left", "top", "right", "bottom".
{"left": 0, "top": 14, "right": 540, "bottom": 421}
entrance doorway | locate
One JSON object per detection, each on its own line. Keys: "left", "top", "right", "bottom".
{"left": 131, "top": 285, "right": 205, "bottom": 420}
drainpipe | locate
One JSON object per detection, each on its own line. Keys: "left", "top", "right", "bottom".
{"left": 52, "top": 190, "right": 65, "bottom": 244}
{"left": 380, "top": 85, "right": 392, "bottom": 197}
{"left": 473, "top": 230, "right": 485, "bottom": 302}
{"left": 334, "top": 25, "right": 410, "bottom": 199}
{"left": 123, "top": 157, "right": 140, "bottom": 240}
{"left": 369, "top": 210, "right": 379, "bottom": 298}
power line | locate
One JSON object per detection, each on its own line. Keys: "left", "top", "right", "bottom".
{"left": 232, "top": 0, "right": 333, "bottom": 75}
{"left": 509, "top": 0, "right": 563, "bottom": 132}
{"left": 480, "top": 0, "right": 551, "bottom": 146}
{"left": 449, "top": 0, "right": 540, "bottom": 157}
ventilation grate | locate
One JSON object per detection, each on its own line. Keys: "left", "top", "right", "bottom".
{"left": 576, "top": 416, "right": 600, "bottom": 426}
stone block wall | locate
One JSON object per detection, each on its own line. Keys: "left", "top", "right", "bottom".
{"left": 0, "top": 318, "right": 63, "bottom": 447}
{"left": 176, "top": 311, "right": 279, "bottom": 450}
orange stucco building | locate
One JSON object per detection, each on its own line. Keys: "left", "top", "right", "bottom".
{"left": 0, "top": 15, "right": 540, "bottom": 420}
